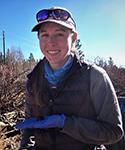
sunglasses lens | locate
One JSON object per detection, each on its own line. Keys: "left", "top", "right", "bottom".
{"left": 53, "top": 10, "right": 69, "bottom": 20}
{"left": 37, "top": 10, "right": 49, "bottom": 21}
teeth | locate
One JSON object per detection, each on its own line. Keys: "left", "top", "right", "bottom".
{"left": 48, "top": 51, "right": 59, "bottom": 54}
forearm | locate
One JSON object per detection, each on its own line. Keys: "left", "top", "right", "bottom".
{"left": 61, "top": 116, "right": 123, "bottom": 145}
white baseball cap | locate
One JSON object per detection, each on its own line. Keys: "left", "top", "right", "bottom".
{"left": 32, "top": 6, "right": 77, "bottom": 33}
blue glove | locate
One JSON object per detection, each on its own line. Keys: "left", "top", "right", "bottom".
{"left": 15, "top": 114, "right": 66, "bottom": 129}
{"left": 34, "top": 114, "right": 66, "bottom": 129}
{"left": 15, "top": 118, "right": 37, "bottom": 129}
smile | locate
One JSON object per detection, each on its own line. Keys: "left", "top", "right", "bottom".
{"left": 47, "top": 50, "right": 60, "bottom": 54}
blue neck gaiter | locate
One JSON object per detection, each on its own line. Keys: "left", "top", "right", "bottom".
{"left": 45, "top": 54, "right": 74, "bottom": 85}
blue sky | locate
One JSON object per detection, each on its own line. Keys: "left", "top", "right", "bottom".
{"left": 0, "top": 0, "right": 125, "bottom": 67}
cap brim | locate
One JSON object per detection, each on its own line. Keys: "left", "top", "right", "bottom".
{"left": 31, "top": 19, "right": 76, "bottom": 32}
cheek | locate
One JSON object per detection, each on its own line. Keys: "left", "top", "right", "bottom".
{"left": 61, "top": 37, "right": 72, "bottom": 47}
{"left": 60, "top": 40, "right": 70, "bottom": 52}
{"left": 39, "top": 40, "right": 45, "bottom": 54}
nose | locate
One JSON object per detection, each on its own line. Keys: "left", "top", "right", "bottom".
{"left": 47, "top": 35, "right": 56, "bottom": 46}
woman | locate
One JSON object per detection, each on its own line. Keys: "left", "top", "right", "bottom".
{"left": 16, "top": 7, "right": 123, "bottom": 150}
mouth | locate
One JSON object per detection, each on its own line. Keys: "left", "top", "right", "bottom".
{"left": 47, "top": 50, "right": 61, "bottom": 54}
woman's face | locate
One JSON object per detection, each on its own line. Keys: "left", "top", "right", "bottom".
{"left": 38, "top": 22, "right": 77, "bottom": 71}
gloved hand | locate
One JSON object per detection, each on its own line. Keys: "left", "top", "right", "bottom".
{"left": 15, "top": 118, "right": 37, "bottom": 129}
{"left": 34, "top": 114, "right": 66, "bottom": 129}
{"left": 15, "top": 114, "right": 66, "bottom": 129}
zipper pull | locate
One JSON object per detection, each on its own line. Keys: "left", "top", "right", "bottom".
{"left": 49, "top": 99, "right": 53, "bottom": 105}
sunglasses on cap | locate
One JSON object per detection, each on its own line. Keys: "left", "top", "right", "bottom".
{"left": 36, "top": 8, "right": 76, "bottom": 27}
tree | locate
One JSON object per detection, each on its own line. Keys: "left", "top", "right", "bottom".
{"left": 108, "top": 57, "right": 114, "bottom": 67}
{"left": 16, "top": 46, "right": 24, "bottom": 66}
{"left": 9, "top": 46, "right": 16, "bottom": 66}
{"left": 75, "top": 39, "right": 84, "bottom": 60}
{"left": 0, "top": 52, "right": 3, "bottom": 63}
{"left": 5, "top": 46, "right": 24, "bottom": 70}
{"left": 28, "top": 53, "right": 36, "bottom": 69}
{"left": 94, "top": 56, "right": 107, "bottom": 68}
{"left": 6, "top": 49, "right": 10, "bottom": 65}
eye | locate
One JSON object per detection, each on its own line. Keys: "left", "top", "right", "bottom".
{"left": 56, "top": 33, "right": 63, "bottom": 37}
{"left": 41, "top": 34, "right": 49, "bottom": 37}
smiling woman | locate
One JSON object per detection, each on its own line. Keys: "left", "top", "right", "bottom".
{"left": 38, "top": 22, "right": 77, "bottom": 71}
{"left": 15, "top": 6, "right": 123, "bottom": 150}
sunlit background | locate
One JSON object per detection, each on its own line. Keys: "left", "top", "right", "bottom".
{"left": 0, "top": 0, "right": 125, "bottom": 67}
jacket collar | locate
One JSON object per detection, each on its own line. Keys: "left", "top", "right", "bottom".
{"left": 27, "top": 54, "right": 82, "bottom": 83}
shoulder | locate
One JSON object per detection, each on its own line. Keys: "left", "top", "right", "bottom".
{"left": 27, "top": 57, "right": 46, "bottom": 80}
{"left": 76, "top": 57, "right": 108, "bottom": 80}
{"left": 90, "top": 64, "right": 107, "bottom": 79}
{"left": 78, "top": 60, "right": 106, "bottom": 76}
{"left": 79, "top": 62, "right": 110, "bottom": 86}
{"left": 90, "top": 64, "right": 114, "bottom": 93}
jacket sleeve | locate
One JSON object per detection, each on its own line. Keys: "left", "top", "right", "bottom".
{"left": 19, "top": 79, "right": 35, "bottom": 149}
{"left": 61, "top": 65, "right": 123, "bottom": 145}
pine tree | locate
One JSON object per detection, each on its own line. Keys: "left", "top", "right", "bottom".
{"left": 75, "top": 39, "right": 84, "bottom": 60}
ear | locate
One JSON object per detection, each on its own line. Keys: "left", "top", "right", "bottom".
{"left": 72, "top": 33, "right": 77, "bottom": 44}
